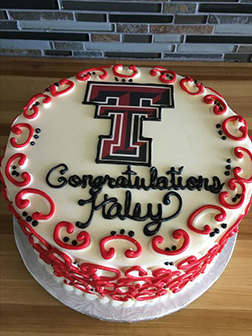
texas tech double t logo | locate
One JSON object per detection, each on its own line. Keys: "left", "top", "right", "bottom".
{"left": 83, "top": 82, "right": 174, "bottom": 166}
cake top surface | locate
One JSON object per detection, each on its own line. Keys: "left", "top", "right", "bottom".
{"left": 1, "top": 65, "right": 251, "bottom": 269}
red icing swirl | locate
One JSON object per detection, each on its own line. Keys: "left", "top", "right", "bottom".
{"left": 188, "top": 205, "right": 227, "bottom": 235}
{"left": 23, "top": 93, "right": 51, "bottom": 119}
{"left": 15, "top": 188, "right": 55, "bottom": 220}
{"left": 179, "top": 76, "right": 205, "bottom": 96}
{"left": 99, "top": 234, "right": 142, "bottom": 260}
{"left": 53, "top": 221, "right": 90, "bottom": 250}
{"left": 152, "top": 229, "right": 190, "bottom": 255}
{"left": 10, "top": 123, "right": 34, "bottom": 148}
{"left": 150, "top": 66, "right": 176, "bottom": 83}
{"left": 49, "top": 79, "right": 75, "bottom": 97}
{"left": 222, "top": 115, "right": 248, "bottom": 141}
{"left": 5, "top": 153, "right": 31, "bottom": 187}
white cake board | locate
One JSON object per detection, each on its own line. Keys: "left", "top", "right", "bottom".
{"left": 14, "top": 217, "right": 236, "bottom": 322}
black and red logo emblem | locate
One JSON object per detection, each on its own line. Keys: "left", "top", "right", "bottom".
{"left": 83, "top": 82, "right": 174, "bottom": 166}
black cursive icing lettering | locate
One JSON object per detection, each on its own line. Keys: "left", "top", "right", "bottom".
{"left": 46, "top": 163, "right": 68, "bottom": 188}
{"left": 46, "top": 164, "right": 224, "bottom": 194}
{"left": 46, "top": 163, "right": 224, "bottom": 237}
{"left": 77, "top": 189, "right": 182, "bottom": 235}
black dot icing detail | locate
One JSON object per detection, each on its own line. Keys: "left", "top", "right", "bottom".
{"left": 45, "top": 88, "right": 50, "bottom": 92}
{"left": 225, "top": 165, "right": 231, "bottom": 170}
{"left": 12, "top": 165, "right": 16, "bottom": 169}
{"left": 172, "top": 245, "right": 176, "bottom": 251}
{"left": 11, "top": 171, "right": 19, "bottom": 176}
{"left": 54, "top": 83, "right": 59, "bottom": 87}
{"left": 128, "top": 230, "right": 135, "bottom": 237}
{"left": 35, "top": 102, "right": 40, "bottom": 106}
{"left": 63, "top": 237, "right": 69, "bottom": 242}
{"left": 214, "top": 228, "right": 220, "bottom": 234}
{"left": 216, "top": 124, "right": 221, "bottom": 129}
{"left": 164, "top": 262, "right": 169, "bottom": 265}
{"left": 224, "top": 171, "right": 230, "bottom": 176}
{"left": 129, "top": 79, "right": 133, "bottom": 82}
{"left": 218, "top": 130, "right": 223, "bottom": 135}
{"left": 111, "top": 231, "right": 116, "bottom": 236}
{"left": 78, "top": 199, "right": 85, "bottom": 206}
{"left": 35, "top": 128, "right": 41, "bottom": 133}
{"left": 92, "top": 72, "right": 96, "bottom": 75}
{"left": 221, "top": 223, "right": 227, "bottom": 229}
{"left": 120, "top": 229, "right": 125, "bottom": 234}
{"left": 115, "top": 77, "right": 119, "bottom": 81}
{"left": 122, "top": 78, "right": 126, "bottom": 82}
{"left": 22, "top": 211, "right": 28, "bottom": 217}
{"left": 165, "top": 247, "right": 170, "bottom": 251}
{"left": 170, "top": 262, "right": 174, "bottom": 266}
{"left": 26, "top": 216, "right": 32, "bottom": 222}
{"left": 32, "top": 220, "right": 38, "bottom": 227}
{"left": 232, "top": 197, "right": 237, "bottom": 202}
{"left": 210, "top": 232, "right": 215, "bottom": 237}
{"left": 236, "top": 193, "right": 241, "bottom": 199}
{"left": 72, "top": 240, "right": 77, "bottom": 246}
{"left": 34, "top": 134, "right": 39, "bottom": 139}
{"left": 30, "top": 141, "right": 35, "bottom": 146}
{"left": 227, "top": 158, "right": 232, "bottom": 163}
{"left": 222, "top": 136, "right": 227, "bottom": 140}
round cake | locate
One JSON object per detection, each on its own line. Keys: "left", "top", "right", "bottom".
{"left": 0, "top": 65, "right": 251, "bottom": 308}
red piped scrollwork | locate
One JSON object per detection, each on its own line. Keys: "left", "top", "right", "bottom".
{"left": 179, "top": 76, "right": 205, "bottom": 96}
{"left": 150, "top": 66, "right": 177, "bottom": 84}
{"left": 188, "top": 205, "right": 227, "bottom": 235}
{"left": 233, "top": 147, "right": 252, "bottom": 183}
{"left": 218, "top": 178, "right": 246, "bottom": 209}
{"left": 53, "top": 221, "right": 90, "bottom": 250}
{"left": 112, "top": 64, "right": 139, "bottom": 78}
{"left": 15, "top": 188, "right": 55, "bottom": 220}
{"left": 222, "top": 115, "right": 248, "bottom": 141}
{"left": 23, "top": 94, "right": 51, "bottom": 119}
{"left": 76, "top": 66, "right": 110, "bottom": 81}
{"left": 49, "top": 79, "right": 75, "bottom": 97}
{"left": 10, "top": 123, "right": 33, "bottom": 148}
{"left": 99, "top": 234, "right": 142, "bottom": 260}
{"left": 203, "top": 94, "right": 227, "bottom": 115}
{"left": 152, "top": 229, "right": 190, "bottom": 255}
{"left": 80, "top": 263, "right": 121, "bottom": 281}
{"left": 5, "top": 153, "right": 31, "bottom": 187}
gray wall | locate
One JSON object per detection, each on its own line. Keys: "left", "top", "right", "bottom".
{"left": 0, "top": 0, "right": 252, "bottom": 62}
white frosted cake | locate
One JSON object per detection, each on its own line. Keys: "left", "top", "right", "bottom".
{"left": 0, "top": 65, "right": 251, "bottom": 307}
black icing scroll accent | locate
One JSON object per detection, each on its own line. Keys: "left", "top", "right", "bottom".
{"left": 143, "top": 191, "right": 182, "bottom": 236}
{"left": 46, "top": 163, "right": 68, "bottom": 188}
